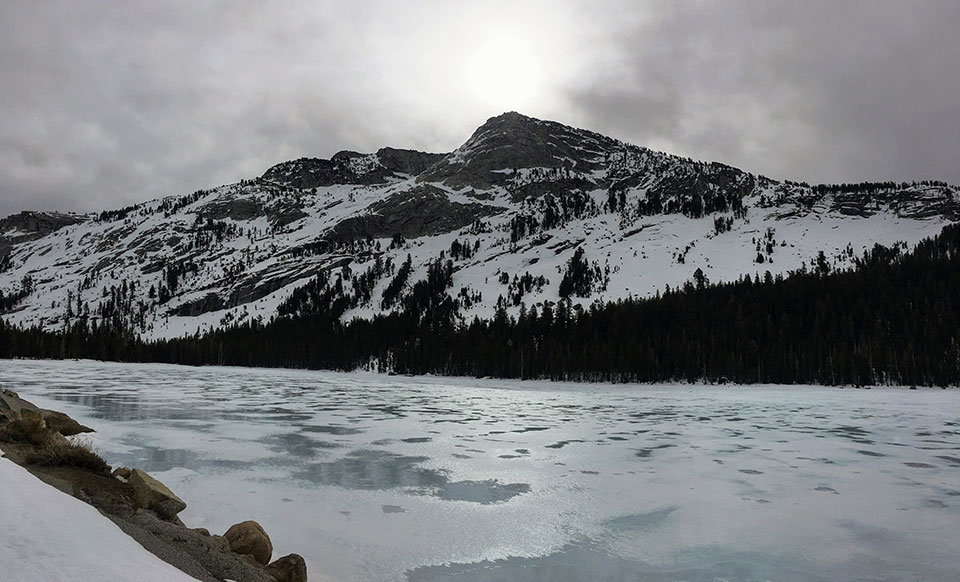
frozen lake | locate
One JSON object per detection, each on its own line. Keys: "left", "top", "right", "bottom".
{"left": 1, "top": 360, "right": 958, "bottom": 581}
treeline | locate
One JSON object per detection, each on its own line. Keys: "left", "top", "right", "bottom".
{"left": 1, "top": 224, "right": 958, "bottom": 386}
{"left": 812, "top": 180, "right": 950, "bottom": 196}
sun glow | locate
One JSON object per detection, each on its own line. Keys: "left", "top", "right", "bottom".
{"left": 466, "top": 37, "right": 541, "bottom": 111}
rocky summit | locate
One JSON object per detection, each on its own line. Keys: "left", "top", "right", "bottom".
{"left": 0, "top": 112, "right": 957, "bottom": 339}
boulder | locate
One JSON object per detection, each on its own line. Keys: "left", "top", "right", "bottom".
{"left": 237, "top": 553, "right": 261, "bottom": 567}
{"left": 224, "top": 520, "right": 273, "bottom": 566}
{"left": 209, "top": 534, "right": 231, "bottom": 552}
{"left": 39, "top": 409, "right": 94, "bottom": 436}
{"left": 265, "top": 553, "right": 308, "bottom": 582}
{"left": 0, "top": 389, "right": 39, "bottom": 416}
{"left": 128, "top": 469, "right": 187, "bottom": 520}
{"left": 0, "top": 390, "right": 92, "bottom": 435}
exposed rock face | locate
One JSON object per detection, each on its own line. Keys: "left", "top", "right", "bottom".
{"left": 0, "top": 211, "right": 86, "bottom": 239}
{"left": 128, "top": 468, "right": 187, "bottom": 520}
{"left": 269, "top": 205, "right": 308, "bottom": 228}
{"left": 265, "top": 553, "right": 308, "bottom": 582}
{"left": 263, "top": 148, "right": 445, "bottom": 190}
{"left": 327, "top": 186, "right": 501, "bottom": 241}
{"left": 171, "top": 293, "right": 227, "bottom": 317}
{"left": 171, "top": 259, "right": 335, "bottom": 318}
{"left": 376, "top": 147, "right": 445, "bottom": 175}
{"left": 224, "top": 520, "right": 274, "bottom": 566}
{"left": 0, "top": 211, "right": 88, "bottom": 262}
{"left": 831, "top": 187, "right": 960, "bottom": 220}
{"left": 200, "top": 197, "right": 265, "bottom": 221}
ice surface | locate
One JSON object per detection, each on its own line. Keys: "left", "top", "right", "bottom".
{"left": 0, "top": 456, "right": 200, "bottom": 582}
{"left": 1, "top": 359, "right": 958, "bottom": 581}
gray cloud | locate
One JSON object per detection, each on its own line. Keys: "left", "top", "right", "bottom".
{"left": 570, "top": 1, "right": 960, "bottom": 184}
{"left": 2, "top": 0, "right": 959, "bottom": 217}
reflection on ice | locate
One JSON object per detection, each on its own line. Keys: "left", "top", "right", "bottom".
{"left": 436, "top": 480, "right": 530, "bottom": 504}
{"left": 405, "top": 541, "right": 838, "bottom": 582}
{"left": 264, "top": 432, "right": 342, "bottom": 458}
{"left": 295, "top": 449, "right": 447, "bottom": 490}
{"left": 293, "top": 449, "right": 532, "bottom": 504}
{"left": 301, "top": 424, "right": 364, "bottom": 435}
{"left": 605, "top": 506, "right": 678, "bottom": 530}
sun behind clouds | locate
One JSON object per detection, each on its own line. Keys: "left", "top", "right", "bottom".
{"left": 466, "top": 37, "right": 541, "bottom": 112}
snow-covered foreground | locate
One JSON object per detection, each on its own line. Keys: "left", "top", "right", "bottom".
{"left": 1, "top": 360, "right": 958, "bottom": 582}
{"left": 0, "top": 456, "right": 200, "bottom": 582}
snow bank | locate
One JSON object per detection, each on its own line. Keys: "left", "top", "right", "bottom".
{"left": 0, "top": 457, "right": 199, "bottom": 582}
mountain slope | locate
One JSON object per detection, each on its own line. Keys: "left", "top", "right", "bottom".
{"left": 1, "top": 112, "right": 957, "bottom": 339}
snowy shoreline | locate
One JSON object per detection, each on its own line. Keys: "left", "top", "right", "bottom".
{"left": 0, "top": 456, "right": 203, "bottom": 582}
{"left": 5, "top": 355, "right": 953, "bottom": 391}
{"left": 0, "top": 388, "right": 307, "bottom": 582}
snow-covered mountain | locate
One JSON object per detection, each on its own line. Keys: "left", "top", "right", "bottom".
{"left": 1, "top": 112, "right": 957, "bottom": 339}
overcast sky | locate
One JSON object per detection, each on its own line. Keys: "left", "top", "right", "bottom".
{"left": 2, "top": 1, "right": 959, "bottom": 217}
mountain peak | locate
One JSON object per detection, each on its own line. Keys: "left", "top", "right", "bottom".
{"left": 419, "top": 112, "right": 622, "bottom": 189}
{"left": 472, "top": 111, "right": 545, "bottom": 137}
{"left": 480, "top": 110, "right": 536, "bottom": 125}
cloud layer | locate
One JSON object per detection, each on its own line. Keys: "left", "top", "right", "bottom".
{"left": 2, "top": 0, "right": 959, "bottom": 216}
